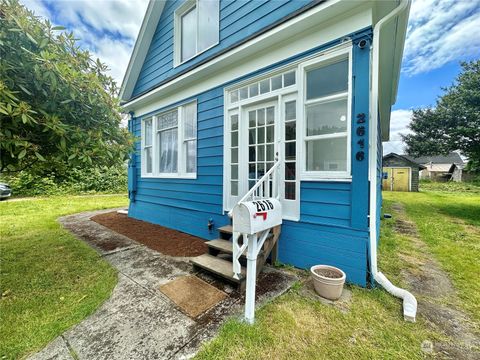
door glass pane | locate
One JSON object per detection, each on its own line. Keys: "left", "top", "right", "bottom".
{"left": 285, "top": 101, "right": 296, "bottom": 121}
{"left": 257, "top": 145, "right": 265, "bottom": 161}
{"left": 285, "top": 182, "right": 295, "bottom": 200}
{"left": 181, "top": 7, "right": 196, "bottom": 61}
{"left": 285, "top": 162, "right": 295, "bottom": 180}
{"left": 159, "top": 128, "right": 178, "bottom": 173}
{"left": 231, "top": 181, "right": 238, "bottom": 196}
{"left": 249, "top": 146, "right": 255, "bottom": 162}
{"left": 266, "top": 107, "right": 275, "bottom": 124}
{"left": 306, "top": 59, "right": 348, "bottom": 99}
{"left": 249, "top": 111, "right": 256, "bottom": 127}
{"left": 231, "top": 131, "right": 238, "bottom": 147}
{"left": 266, "top": 125, "right": 274, "bottom": 143}
{"left": 257, "top": 163, "right": 265, "bottom": 178}
{"left": 257, "top": 108, "right": 265, "bottom": 126}
{"left": 231, "top": 114, "right": 238, "bottom": 131}
{"left": 248, "top": 163, "right": 255, "bottom": 178}
{"left": 249, "top": 129, "right": 255, "bottom": 144}
{"left": 285, "top": 122, "right": 296, "bottom": 141}
{"left": 285, "top": 142, "right": 295, "bottom": 161}
{"left": 306, "top": 136, "right": 347, "bottom": 171}
{"left": 266, "top": 144, "right": 274, "bottom": 161}
{"left": 257, "top": 127, "right": 265, "bottom": 144}
{"left": 306, "top": 98, "right": 348, "bottom": 136}
{"left": 231, "top": 148, "right": 238, "bottom": 163}
{"left": 231, "top": 165, "right": 238, "bottom": 179}
{"left": 198, "top": 0, "right": 219, "bottom": 51}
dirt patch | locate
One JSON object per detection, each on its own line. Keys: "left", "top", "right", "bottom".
{"left": 313, "top": 268, "right": 342, "bottom": 279}
{"left": 91, "top": 212, "right": 207, "bottom": 257}
{"left": 391, "top": 203, "right": 480, "bottom": 358}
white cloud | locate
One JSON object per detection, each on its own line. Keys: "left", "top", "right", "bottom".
{"left": 20, "top": 0, "right": 149, "bottom": 85}
{"left": 403, "top": 0, "right": 480, "bottom": 75}
{"left": 383, "top": 109, "right": 413, "bottom": 155}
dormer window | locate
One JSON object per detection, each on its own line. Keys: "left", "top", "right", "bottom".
{"left": 174, "top": 0, "right": 220, "bottom": 66}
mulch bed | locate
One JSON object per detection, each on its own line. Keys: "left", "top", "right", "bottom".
{"left": 91, "top": 211, "right": 208, "bottom": 257}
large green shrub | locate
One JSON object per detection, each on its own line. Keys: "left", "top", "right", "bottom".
{"left": 0, "top": 0, "right": 132, "bottom": 173}
{"left": 3, "top": 165, "right": 127, "bottom": 196}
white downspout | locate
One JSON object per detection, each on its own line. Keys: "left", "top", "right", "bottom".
{"left": 369, "top": 0, "right": 417, "bottom": 322}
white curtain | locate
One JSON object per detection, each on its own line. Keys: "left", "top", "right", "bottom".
{"left": 159, "top": 128, "right": 178, "bottom": 173}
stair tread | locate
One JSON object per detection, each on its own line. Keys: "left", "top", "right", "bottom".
{"left": 207, "top": 239, "right": 236, "bottom": 254}
{"left": 191, "top": 254, "right": 245, "bottom": 282}
{"left": 218, "top": 225, "right": 233, "bottom": 234}
{"left": 207, "top": 238, "right": 270, "bottom": 255}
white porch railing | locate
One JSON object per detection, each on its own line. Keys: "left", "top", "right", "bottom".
{"left": 228, "top": 154, "right": 281, "bottom": 218}
{"left": 228, "top": 155, "right": 281, "bottom": 280}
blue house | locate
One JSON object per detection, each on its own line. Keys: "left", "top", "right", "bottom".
{"left": 120, "top": 0, "right": 411, "bottom": 291}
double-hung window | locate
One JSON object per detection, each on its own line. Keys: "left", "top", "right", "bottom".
{"left": 141, "top": 101, "right": 197, "bottom": 178}
{"left": 302, "top": 50, "right": 351, "bottom": 179}
{"left": 175, "top": 0, "right": 220, "bottom": 65}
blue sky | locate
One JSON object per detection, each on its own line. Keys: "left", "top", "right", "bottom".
{"left": 21, "top": 0, "right": 480, "bottom": 153}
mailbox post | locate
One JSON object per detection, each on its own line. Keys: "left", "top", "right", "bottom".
{"left": 232, "top": 198, "right": 282, "bottom": 324}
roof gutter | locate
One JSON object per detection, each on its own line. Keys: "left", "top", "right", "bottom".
{"left": 369, "top": 0, "right": 416, "bottom": 322}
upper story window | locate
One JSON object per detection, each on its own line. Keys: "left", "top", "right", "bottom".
{"left": 174, "top": 0, "right": 220, "bottom": 65}
{"left": 141, "top": 101, "right": 197, "bottom": 178}
{"left": 301, "top": 48, "right": 352, "bottom": 180}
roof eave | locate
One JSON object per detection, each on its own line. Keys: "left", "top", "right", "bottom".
{"left": 119, "top": 0, "right": 166, "bottom": 102}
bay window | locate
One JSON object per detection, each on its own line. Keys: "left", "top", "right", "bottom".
{"left": 175, "top": 0, "right": 220, "bottom": 65}
{"left": 141, "top": 101, "right": 197, "bottom": 178}
{"left": 303, "top": 52, "right": 351, "bottom": 179}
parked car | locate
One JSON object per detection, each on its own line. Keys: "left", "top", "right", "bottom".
{"left": 0, "top": 183, "right": 12, "bottom": 200}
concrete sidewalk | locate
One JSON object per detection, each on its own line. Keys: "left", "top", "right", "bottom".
{"left": 29, "top": 209, "right": 296, "bottom": 360}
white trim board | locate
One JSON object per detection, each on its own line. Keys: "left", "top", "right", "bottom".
{"left": 123, "top": 1, "right": 373, "bottom": 117}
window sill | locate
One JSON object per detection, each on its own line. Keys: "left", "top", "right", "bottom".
{"left": 173, "top": 41, "right": 219, "bottom": 68}
{"left": 141, "top": 174, "right": 197, "bottom": 180}
{"left": 300, "top": 173, "right": 352, "bottom": 182}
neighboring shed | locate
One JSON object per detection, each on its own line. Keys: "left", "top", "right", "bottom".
{"left": 382, "top": 153, "right": 425, "bottom": 192}
{"left": 411, "top": 152, "right": 464, "bottom": 182}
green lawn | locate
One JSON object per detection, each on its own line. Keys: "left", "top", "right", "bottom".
{"left": 195, "top": 187, "right": 480, "bottom": 359}
{"left": 0, "top": 195, "right": 128, "bottom": 359}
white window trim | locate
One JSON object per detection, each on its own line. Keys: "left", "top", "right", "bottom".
{"left": 173, "top": 0, "right": 220, "bottom": 67}
{"left": 141, "top": 100, "right": 197, "bottom": 179}
{"left": 299, "top": 46, "right": 353, "bottom": 181}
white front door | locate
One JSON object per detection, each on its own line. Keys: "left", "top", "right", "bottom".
{"left": 226, "top": 97, "right": 299, "bottom": 220}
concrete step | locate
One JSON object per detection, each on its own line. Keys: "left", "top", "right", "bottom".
{"left": 191, "top": 254, "right": 245, "bottom": 285}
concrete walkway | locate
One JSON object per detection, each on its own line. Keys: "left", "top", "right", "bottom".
{"left": 29, "top": 209, "right": 297, "bottom": 360}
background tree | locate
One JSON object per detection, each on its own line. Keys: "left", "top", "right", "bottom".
{"left": 0, "top": 0, "right": 132, "bottom": 174}
{"left": 402, "top": 60, "right": 480, "bottom": 170}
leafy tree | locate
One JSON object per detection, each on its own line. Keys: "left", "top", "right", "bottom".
{"left": 0, "top": 0, "right": 132, "bottom": 173}
{"left": 402, "top": 60, "right": 480, "bottom": 170}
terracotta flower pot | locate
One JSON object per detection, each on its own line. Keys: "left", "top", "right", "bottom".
{"left": 310, "top": 265, "right": 346, "bottom": 300}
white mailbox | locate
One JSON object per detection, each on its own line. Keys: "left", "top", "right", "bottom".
{"left": 232, "top": 198, "right": 282, "bottom": 235}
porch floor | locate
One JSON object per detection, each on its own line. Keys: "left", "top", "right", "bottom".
{"left": 28, "top": 209, "right": 297, "bottom": 360}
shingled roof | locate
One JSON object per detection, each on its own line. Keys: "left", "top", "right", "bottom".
{"left": 407, "top": 152, "right": 464, "bottom": 165}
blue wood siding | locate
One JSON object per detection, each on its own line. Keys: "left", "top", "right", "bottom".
{"left": 132, "top": 0, "right": 314, "bottom": 97}
{"left": 128, "top": 32, "right": 373, "bottom": 287}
